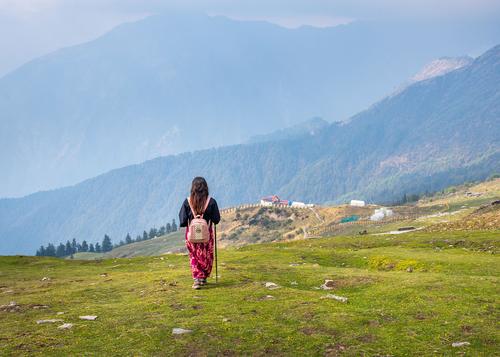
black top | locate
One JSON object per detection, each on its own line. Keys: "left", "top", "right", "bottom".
{"left": 179, "top": 197, "right": 221, "bottom": 227}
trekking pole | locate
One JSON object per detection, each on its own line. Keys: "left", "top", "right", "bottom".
{"left": 215, "top": 224, "right": 218, "bottom": 283}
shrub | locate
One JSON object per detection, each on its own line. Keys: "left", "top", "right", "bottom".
{"left": 369, "top": 256, "right": 396, "bottom": 270}
{"left": 395, "top": 259, "right": 425, "bottom": 272}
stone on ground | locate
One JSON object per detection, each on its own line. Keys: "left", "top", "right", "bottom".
{"left": 265, "top": 282, "right": 279, "bottom": 289}
{"left": 320, "top": 279, "right": 336, "bottom": 290}
{"left": 172, "top": 328, "right": 192, "bottom": 335}
{"left": 58, "top": 323, "right": 73, "bottom": 330}
{"left": 321, "top": 294, "right": 348, "bottom": 303}
{"left": 452, "top": 342, "right": 470, "bottom": 347}
{"left": 79, "top": 315, "right": 98, "bottom": 321}
{"left": 0, "top": 301, "right": 20, "bottom": 312}
{"left": 36, "top": 319, "right": 63, "bottom": 324}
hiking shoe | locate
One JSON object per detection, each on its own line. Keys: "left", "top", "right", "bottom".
{"left": 192, "top": 279, "right": 202, "bottom": 290}
{"left": 200, "top": 278, "right": 207, "bottom": 286}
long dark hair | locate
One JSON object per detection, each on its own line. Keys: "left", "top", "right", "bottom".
{"left": 190, "top": 177, "right": 209, "bottom": 215}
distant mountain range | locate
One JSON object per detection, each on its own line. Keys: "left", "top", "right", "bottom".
{"left": 1, "top": 44, "right": 499, "bottom": 255}
{"left": 1, "top": 13, "right": 499, "bottom": 197}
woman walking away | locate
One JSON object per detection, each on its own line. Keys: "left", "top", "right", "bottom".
{"left": 179, "top": 177, "right": 221, "bottom": 289}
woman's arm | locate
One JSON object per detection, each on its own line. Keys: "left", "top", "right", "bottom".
{"left": 179, "top": 199, "right": 189, "bottom": 228}
{"left": 210, "top": 198, "right": 221, "bottom": 225}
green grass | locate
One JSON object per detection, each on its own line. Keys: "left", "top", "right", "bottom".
{"left": 105, "top": 231, "right": 185, "bottom": 258}
{"left": 68, "top": 252, "right": 105, "bottom": 260}
{"left": 1, "top": 230, "right": 498, "bottom": 356}
{"left": 66, "top": 231, "right": 186, "bottom": 260}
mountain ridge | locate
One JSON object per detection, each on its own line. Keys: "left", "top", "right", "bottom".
{"left": 2, "top": 14, "right": 500, "bottom": 197}
{"left": 0, "top": 44, "right": 498, "bottom": 255}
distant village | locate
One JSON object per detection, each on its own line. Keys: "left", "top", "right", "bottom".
{"left": 259, "top": 195, "right": 315, "bottom": 208}
{"left": 259, "top": 195, "right": 393, "bottom": 222}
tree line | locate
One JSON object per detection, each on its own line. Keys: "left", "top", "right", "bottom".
{"left": 35, "top": 219, "right": 178, "bottom": 257}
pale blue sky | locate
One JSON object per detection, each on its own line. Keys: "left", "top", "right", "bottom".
{"left": 1, "top": 0, "right": 500, "bottom": 76}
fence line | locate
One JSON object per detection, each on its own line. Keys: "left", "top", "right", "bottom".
{"left": 220, "top": 203, "right": 309, "bottom": 214}
{"left": 308, "top": 214, "right": 420, "bottom": 236}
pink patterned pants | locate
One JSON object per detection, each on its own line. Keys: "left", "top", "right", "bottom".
{"left": 185, "top": 226, "right": 214, "bottom": 279}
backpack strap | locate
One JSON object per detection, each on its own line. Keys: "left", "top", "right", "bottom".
{"left": 187, "top": 196, "right": 211, "bottom": 219}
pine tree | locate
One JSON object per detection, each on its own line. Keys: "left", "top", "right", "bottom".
{"left": 46, "top": 243, "right": 56, "bottom": 257}
{"left": 171, "top": 219, "right": 177, "bottom": 232}
{"left": 159, "top": 226, "right": 166, "bottom": 236}
{"left": 36, "top": 245, "right": 46, "bottom": 256}
{"left": 81, "top": 240, "right": 89, "bottom": 252}
{"left": 77, "top": 243, "right": 83, "bottom": 252}
{"left": 102, "top": 235, "right": 113, "bottom": 252}
{"left": 71, "top": 238, "right": 77, "bottom": 254}
{"left": 135, "top": 235, "right": 141, "bottom": 243}
{"left": 125, "top": 233, "right": 132, "bottom": 245}
{"left": 95, "top": 242, "right": 101, "bottom": 253}
{"left": 56, "top": 243, "right": 66, "bottom": 257}
{"left": 166, "top": 223, "right": 172, "bottom": 234}
{"left": 89, "top": 243, "right": 95, "bottom": 253}
{"left": 149, "top": 228, "right": 156, "bottom": 240}
{"left": 142, "top": 231, "right": 148, "bottom": 241}
{"left": 65, "top": 241, "right": 72, "bottom": 255}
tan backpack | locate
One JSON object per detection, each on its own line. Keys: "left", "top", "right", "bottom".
{"left": 187, "top": 196, "right": 211, "bottom": 243}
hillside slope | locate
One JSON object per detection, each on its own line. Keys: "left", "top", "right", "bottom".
{"left": 62, "top": 178, "right": 500, "bottom": 260}
{"left": 2, "top": 15, "right": 500, "bottom": 197}
{"left": 1, "top": 45, "right": 499, "bottom": 255}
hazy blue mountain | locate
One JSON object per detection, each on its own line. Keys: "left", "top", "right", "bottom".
{"left": 1, "top": 44, "right": 499, "bottom": 255}
{"left": 1, "top": 14, "right": 500, "bottom": 197}
{"left": 246, "top": 117, "right": 330, "bottom": 144}
{"left": 411, "top": 56, "right": 474, "bottom": 82}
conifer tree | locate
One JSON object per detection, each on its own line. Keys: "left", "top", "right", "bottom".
{"left": 81, "top": 240, "right": 89, "bottom": 252}
{"left": 95, "top": 242, "right": 102, "bottom": 253}
{"left": 89, "top": 243, "right": 95, "bottom": 253}
{"left": 142, "top": 231, "right": 148, "bottom": 241}
{"left": 46, "top": 243, "right": 56, "bottom": 256}
{"left": 125, "top": 233, "right": 132, "bottom": 244}
{"left": 171, "top": 219, "right": 177, "bottom": 232}
{"left": 102, "top": 235, "right": 113, "bottom": 252}
{"left": 65, "top": 240, "right": 72, "bottom": 255}
{"left": 56, "top": 243, "right": 66, "bottom": 257}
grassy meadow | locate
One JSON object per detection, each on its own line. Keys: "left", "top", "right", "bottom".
{"left": 1, "top": 230, "right": 498, "bottom": 356}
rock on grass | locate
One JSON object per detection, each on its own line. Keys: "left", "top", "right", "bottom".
{"left": 36, "top": 319, "right": 63, "bottom": 324}
{"left": 0, "top": 301, "right": 20, "bottom": 312}
{"left": 265, "top": 282, "right": 279, "bottom": 290}
{"left": 58, "top": 323, "right": 73, "bottom": 330}
{"left": 172, "top": 328, "right": 192, "bottom": 335}
{"left": 79, "top": 315, "right": 98, "bottom": 321}
{"left": 452, "top": 342, "right": 470, "bottom": 347}
{"left": 320, "top": 280, "right": 336, "bottom": 290}
{"left": 321, "top": 294, "right": 348, "bottom": 303}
